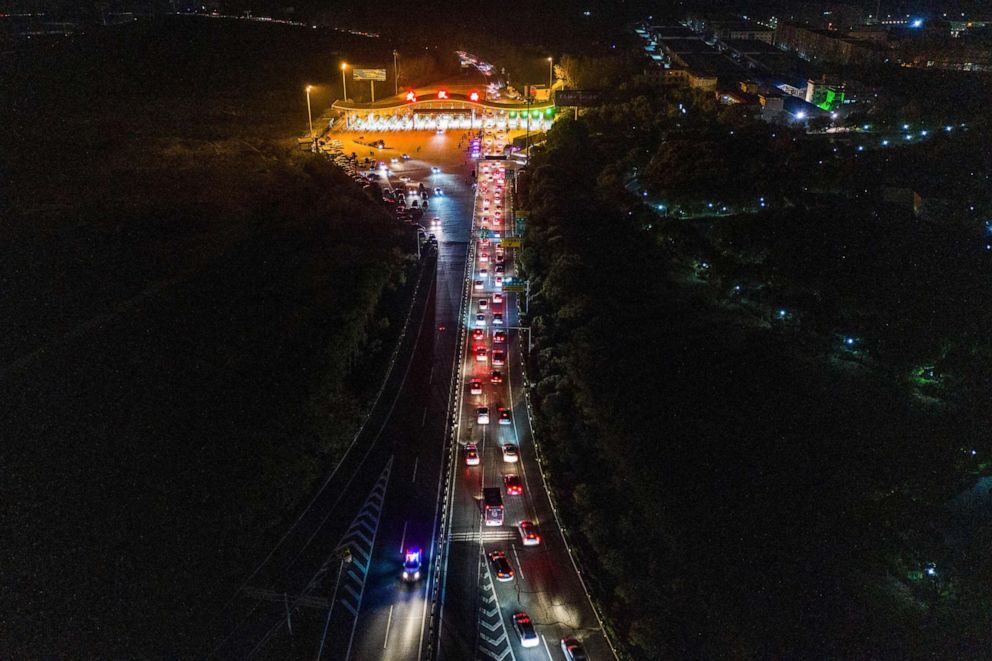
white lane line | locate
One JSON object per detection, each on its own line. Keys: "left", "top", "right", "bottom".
{"left": 412, "top": 457, "right": 419, "bottom": 483}
{"left": 422, "top": 406, "right": 428, "bottom": 427}
{"left": 399, "top": 520, "right": 408, "bottom": 554}
{"left": 542, "top": 634, "right": 553, "bottom": 660}
{"left": 512, "top": 544, "right": 524, "bottom": 580}
{"left": 383, "top": 604, "right": 394, "bottom": 649}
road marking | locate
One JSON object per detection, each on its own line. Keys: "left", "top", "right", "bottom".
{"left": 400, "top": 520, "right": 408, "bottom": 554}
{"left": 412, "top": 456, "right": 419, "bottom": 482}
{"left": 430, "top": 364, "right": 434, "bottom": 383}
{"left": 512, "top": 544, "right": 524, "bottom": 579}
{"left": 422, "top": 406, "right": 428, "bottom": 427}
{"left": 542, "top": 634, "right": 553, "bottom": 660}
{"left": 383, "top": 604, "right": 394, "bottom": 649}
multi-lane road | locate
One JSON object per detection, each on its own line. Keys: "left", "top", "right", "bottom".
{"left": 211, "top": 126, "right": 613, "bottom": 660}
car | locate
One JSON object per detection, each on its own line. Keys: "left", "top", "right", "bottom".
{"left": 494, "top": 265, "right": 505, "bottom": 276}
{"left": 472, "top": 328, "right": 485, "bottom": 342}
{"left": 475, "top": 313, "right": 486, "bottom": 328}
{"left": 492, "top": 313, "right": 503, "bottom": 326}
{"left": 518, "top": 520, "right": 541, "bottom": 546}
{"left": 479, "top": 252, "right": 489, "bottom": 263}
{"left": 411, "top": 200, "right": 420, "bottom": 209}
{"left": 401, "top": 153, "right": 411, "bottom": 160}
{"left": 479, "top": 268, "right": 488, "bottom": 279}
{"left": 495, "top": 254, "right": 505, "bottom": 264}
{"left": 422, "top": 199, "right": 429, "bottom": 209}
{"left": 431, "top": 166, "right": 441, "bottom": 174}
{"left": 475, "top": 347, "right": 488, "bottom": 362}
{"left": 434, "top": 187, "right": 443, "bottom": 196}
{"left": 493, "top": 331, "right": 506, "bottom": 344}
{"left": 474, "top": 280, "right": 484, "bottom": 291}
{"left": 428, "top": 233, "right": 437, "bottom": 244}
{"left": 499, "top": 408, "right": 512, "bottom": 425}
{"left": 561, "top": 638, "right": 587, "bottom": 660}
{"left": 469, "top": 379, "right": 483, "bottom": 395}
{"left": 512, "top": 612, "right": 539, "bottom": 648}
{"left": 502, "top": 443, "right": 519, "bottom": 463}
{"left": 399, "top": 175, "right": 411, "bottom": 182}
{"left": 488, "top": 551, "right": 514, "bottom": 581}
{"left": 492, "top": 293, "right": 503, "bottom": 304}
{"left": 397, "top": 196, "right": 406, "bottom": 206}
{"left": 478, "top": 299, "right": 489, "bottom": 311}
{"left": 390, "top": 157, "right": 399, "bottom": 163}
{"left": 503, "top": 474, "right": 522, "bottom": 495}
{"left": 494, "top": 276, "right": 503, "bottom": 288}
{"left": 490, "top": 370, "right": 503, "bottom": 384}
{"left": 402, "top": 547, "right": 422, "bottom": 582}
{"left": 431, "top": 216, "right": 441, "bottom": 226}
{"left": 477, "top": 407, "right": 490, "bottom": 424}
{"left": 492, "top": 351, "right": 505, "bottom": 366}
{"left": 465, "top": 443, "right": 480, "bottom": 466}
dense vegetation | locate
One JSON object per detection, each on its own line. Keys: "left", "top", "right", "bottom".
{"left": 519, "top": 78, "right": 992, "bottom": 658}
{"left": 1, "top": 18, "right": 415, "bottom": 656}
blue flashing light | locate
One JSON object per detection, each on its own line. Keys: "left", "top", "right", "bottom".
{"left": 902, "top": 123, "right": 910, "bottom": 130}
{"left": 857, "top": 145, "right": 865, "bottom": 151}
{"left": 920, "top": 129, "right": 928, "bottom": 136}
{"left": 945, "top": 125, "right": 953, "bottom": 132}
{"left": 707, "top": 202, "right": 714, "bottom": 208}
{"left": 844, "top": 337, "right": 855, "bottom": 346}
{"left": 882, "top": 139, "right": 890, "bottom": 146}
{"left": 905, "top": 134, "right": 913, "bottom": 140}
{"left": 778, "top": 309, "right": 788, "bottom": 319}
{"left": 911, "top": 18, "right": 924, "bottom": 28}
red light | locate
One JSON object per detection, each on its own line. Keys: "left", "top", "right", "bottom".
{"left": 406, "top": 90, "right": 417, "bottom": 102}
{"left": 469, "top": 90, "right": 480, "bottom": 102}
{"left": 437, "top": 89, "right": 448, "bottom": 99}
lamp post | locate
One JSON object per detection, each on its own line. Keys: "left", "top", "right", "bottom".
{"left": 305, "top": 85, "right": 314, "bottom": 139}
{"left": 340, "top": 62, "right": 348, "bottom": 101}
{"left": 393, "top": 50, "right": 399, "bottom": 95}
{"left": 547, "top": 57, "right": 553, "bottom": 89}
{"left": 524, "top": 95, "right": 534, "bottom": 160}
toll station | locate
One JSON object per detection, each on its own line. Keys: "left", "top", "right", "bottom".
{"left": 331, "top": 88, "right": 557, "bottom": 132}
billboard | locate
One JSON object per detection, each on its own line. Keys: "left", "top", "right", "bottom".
{"left": 353, "top": 68, "right": 387, "bottom": 81}
{"left": 554, "top": 90, "right": 603, "bottom": 107}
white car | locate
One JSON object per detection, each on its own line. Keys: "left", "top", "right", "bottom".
{"left": 512, "top": 612, "right": 539, "bottom": 648}
{"left": 478, "top": 299, "right": 489, "bottom": 311}
{"left": 469, "top": 379, "right": 483, "bottom": 395}
{"left": 492, "top": 293, "right": 503, "bottom": 304}
{"left": 492, "top": 313, "right": 503, "bottom": 326}
{"left": 479, "top": 269, "right": 488, "bottom": 279}
{"left": 477, "top": 407, "right": 490, "bottom": 424}
{"left": 518, "top": 520, "right": 541, "bottom": 546}
{"left": 474, "top": 280, "right": 484, "bottom": 291}
{"left": 502, "top": 443, "right": 519, "bottom": 463}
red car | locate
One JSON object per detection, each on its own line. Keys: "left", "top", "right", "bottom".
{"left": 503, "top": 474, "right": 523, "bottom": 495}
{"left": 490, "top": 370, "right": 503, "bottom": 384}
{"left": 472, "top": 328, "right": 485, "bottom": 342}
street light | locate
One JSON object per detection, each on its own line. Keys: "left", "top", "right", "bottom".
{"left": 547, "top": 57, "right": 553, "bottom": 89}
{"left": 305, "top": 85, "right": 314, "bottom": 139}
{"left": 393, "top": 50, "right": 399, "bottom": 95}
{"left": 340, "top": 62, "right": 348, "bottom": 101}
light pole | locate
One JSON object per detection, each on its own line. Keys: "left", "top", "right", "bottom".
{"left": 393, "top": 50, "right": 399, "bottom": 95}
{"left": 340, "top": 62, "right": 348, "bottom": 101}
{"left": 305, "top": 85, "right": 314, "bottom": 140}
{"left": 524, "top": 95, "right": 534, "bottom": 160}
{"left": 547, "top": 57, "right": 553, "bottom": 90}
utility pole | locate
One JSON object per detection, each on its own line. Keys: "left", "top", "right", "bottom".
{"left": 370, "top": 79, "right": 375, "bottom": 103}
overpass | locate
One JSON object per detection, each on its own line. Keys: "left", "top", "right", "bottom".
{"left": 331, "top": 88, "right": 557, "bottom": 132}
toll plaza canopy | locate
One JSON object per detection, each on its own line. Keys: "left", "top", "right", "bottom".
{"left": 332, "top": 87, "right": 557, "bottom": 132}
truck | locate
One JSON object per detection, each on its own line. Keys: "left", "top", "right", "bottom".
{"left": 483, "top": 487, "right": 504, "bottom": 526}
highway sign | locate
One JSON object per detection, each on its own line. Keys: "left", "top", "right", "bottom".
{"left": 554, "top": 90, "right": 603, "bottom": 107}
{"left": 503, "top": 284, "right": 526, "bottom": 293}
{"left": 353, "top": 68, "right": 387, "bottom": 81}
{"left": 501, "top": 237, "right": 522, "bottom": 248}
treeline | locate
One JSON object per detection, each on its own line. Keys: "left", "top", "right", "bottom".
{"left": 1, "top": 18, "right": 417, "bottom": 657}
{"left": 519, "top": 113, "right": 992, "bottom": 657}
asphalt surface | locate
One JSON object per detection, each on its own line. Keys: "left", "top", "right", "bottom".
{"left": 209, "top": 130, "right": 476, "bottom": 660}
{"left": 436, "top": 158, "right": 613, "bottom": 660}
{"left": 211, "top": 124, "right": 611, "bottom": 660}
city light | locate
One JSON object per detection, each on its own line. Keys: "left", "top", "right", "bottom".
{"left": 406, "top": 90, "right": 417, "bottom": 102}
{"left": 469, "top": 90, "right": 480, "bottom": 102}
{"left": 437, "top": 89, "right": 449, "bottom": 99}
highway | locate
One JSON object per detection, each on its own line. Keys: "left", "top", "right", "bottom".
{"left": 211, "top": 122, "right": 613, "bottom": 660}
{"left": 435, "top": 151, "right": 614, "bottom": 660}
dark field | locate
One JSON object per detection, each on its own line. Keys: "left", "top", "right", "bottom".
{"left": 1, "top": 17, "right": 413, "bottom": 656}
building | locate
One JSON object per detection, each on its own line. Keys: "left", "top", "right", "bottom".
{"left": 775, "top": 21, "right": 890, "bottom": 65}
